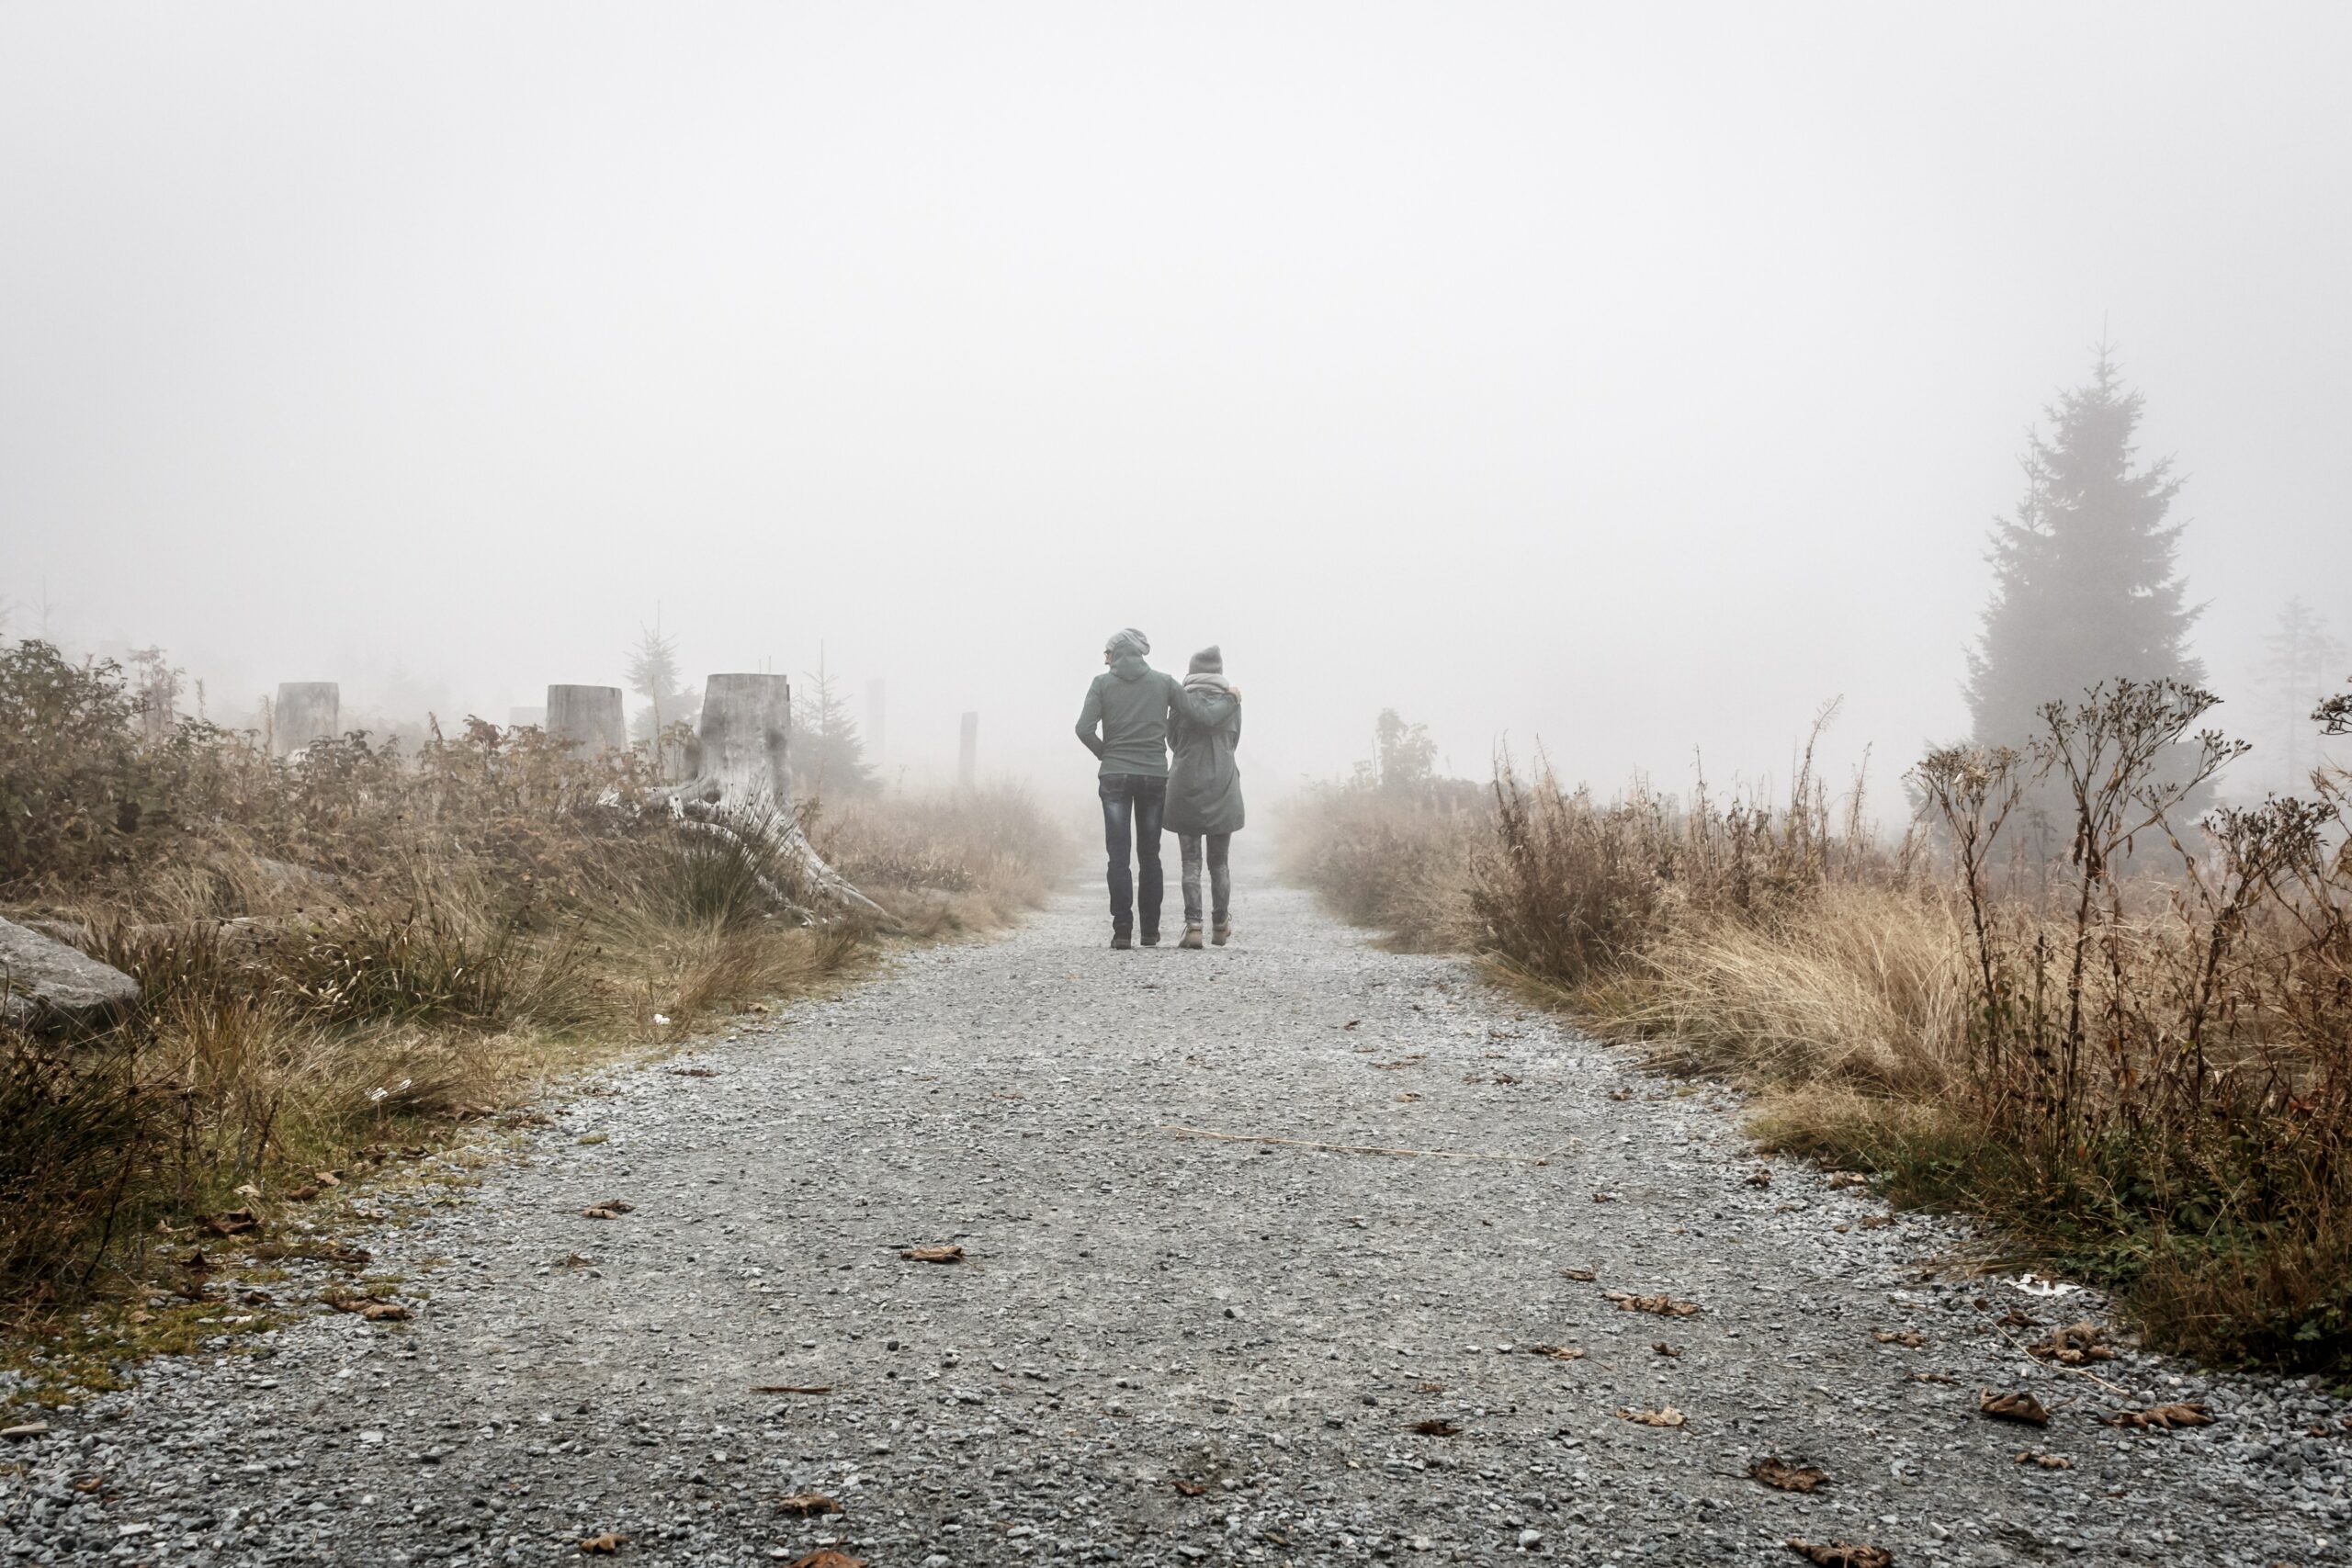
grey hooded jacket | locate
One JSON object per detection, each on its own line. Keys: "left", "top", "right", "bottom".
{"left": 1075, "top": 654, "right": 1182, "bottom": 778}
{"left": 1166, "top": 682, "right": 1243, "bottom": 835}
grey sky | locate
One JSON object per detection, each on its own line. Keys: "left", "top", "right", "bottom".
{"left": 6, "top": 3, "right": 2348, "bottom": 805}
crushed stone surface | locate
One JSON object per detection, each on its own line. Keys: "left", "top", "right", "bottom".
{"left": 4, "top": 883, "right": 2343, "bottom": 1566}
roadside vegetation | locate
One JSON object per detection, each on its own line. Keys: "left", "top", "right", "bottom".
{"left": 0, "top": 638, "right": 1069, "bottom": 1334}
{"left": 1284, "top": 685, "right": 2352, "bottom": 1377}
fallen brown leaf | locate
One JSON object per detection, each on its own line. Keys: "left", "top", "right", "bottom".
{"left": 1526, "top": 1344, "right": 1586, "bottom": 1361}
{"left": 753, "top": 1385, "right": 832, "bottom": 1395}
{"left": 1749, "top": 1457, "right": 1825, "bottom": 1493}
{"left": 1858, "top": 1214, "right": 1894, "bottom": 1230}
{"left": 1616, "top": 1406, "right": 1687, "bottom": 1428}
{"left": 667, "top": 1066, "right": 720, "bottom": 1078}
{"left": 1590, "top": 1191, "right": 1616, "bottom": 1203}
{"left": 287, "top": 1186, "right": 322, "bottom": 1202}
{"left": 775, "top": 1493, "right": 840, "bottom": 1517}
{"left": 1607, "top": 1089, "right": 1635, "bottom": 1101}
{"left": 71, "top": 1474, "right": 101, "bottom": 1492}
{"left": 1604, "top": 1290, "right": 1701, "bottom": 1317}
{"left": 582, "top": 1201, "right": 635, "bottom": 1220}
{"left": 202, "top": 1208, "right": 260, "bottom": 1237}
{"left": 1996, "top": 1307, "right": 2039, "bottom": 1329}
{"left": 579, "top": 1532, "right": 628, "bottom": 1554}
{"left": 1410, "top": 1418, "right": 1460, "bottom": 1437}
{"left": 2015, "top": 1450, "right": 2074, "bottom": 1470}
{"left": 1171, "top": 1478, "right": 1206, "bottom": 1497}
{"left": 1746, "top": 1168, "right": 1774, "bottom": 1188}
{"left": 1872, "top": 1330, "right": 1926, "bottom": 1348}
{"left": 1653, "top": 1342, "right": 1682, "bottom": 1358}
{"left": 1909, "top": 1371, "right": 1960, "bottom": 1385}
{"left": 2103, "top": 1402, "right": 2214, "bottom": 1431}
{"left": 1396, "top": 1092, "right": 1420, "bottom": 1103}
{"left": 2027, "top": 1321, "right": 2114, "bottom": 1367}
{"left": 900, "top": 1245, "right": 964, "bottom": 1264}
{"left": 1786, "top": 1540, "right": 1892, "bottom": 1568}
{"left": 1559, "top": 1268, "right": 1597, "bottom": 1281}
{"left": 326, "top": 1245, "right": 371, "bottom": 1265}
{"left": 1978, "top": 1389, "right": 2050, "bottom": 1427}
{"left": 1826, "top": 1171, "right": 1870, "bottom": 1190}
{"left": 179, "top": 1248, "right": 213, "bottom": 1273}
{"left": 786, "top": 1551, "right": 865, "bottom": 1568}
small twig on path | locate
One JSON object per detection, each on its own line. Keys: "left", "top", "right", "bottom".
{"left": 1160, "top": 1124, "right": 1548, "bottom": 1164}
{"left": 1987, "top": 1322, "right": 2132, "bottom": 1397}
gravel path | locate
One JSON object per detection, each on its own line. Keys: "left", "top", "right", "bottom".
{"left": 5, "top": 878, "right": 2345, "bottom": 1566}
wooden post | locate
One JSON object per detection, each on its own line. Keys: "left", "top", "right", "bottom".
{"left": 273, "top": 682, "right": 339, "bottom": 758}
{"left": 700, "top": 673, "right": 793, "bottom": 805}
{"left": 959, "top": 711, "right": 978, "bottom": 790}
{"left": 547, "top": 685, "right": 626, "bottom": 756}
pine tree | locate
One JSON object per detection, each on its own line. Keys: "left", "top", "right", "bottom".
{"left": 626, "top": 617, "right": 696, "bottom": 744}
{"left": 1966, "top": 349, "right": 2204, "bottom": 748}
{"left": 2254, "top": 598, "right": 2346, "bottom": 792}
{"left": 790, "top": 653, "right": 877, "bottom": 800}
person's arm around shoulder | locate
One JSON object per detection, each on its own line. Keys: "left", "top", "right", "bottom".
{"left": 1076, "top": 675, "right": 1107, "bottom": 760}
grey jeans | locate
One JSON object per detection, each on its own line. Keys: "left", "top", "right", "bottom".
{"left": 1179, "top": 832, "right": 1232, "bottom": 927}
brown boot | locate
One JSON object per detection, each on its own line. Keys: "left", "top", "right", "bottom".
{"left": 1178, "top": 924, "right": 1204, "bottom": 950}
{"left": 1211, "top": 921, "right": 1233, "bottom": 946}
{"left": 1111, "top": 931, "right": 1133, "bottom": 951}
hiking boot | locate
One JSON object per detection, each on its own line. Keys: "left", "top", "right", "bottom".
{"left": 1111, "top": 931, "right": 1133, "bottom": 951}
{"left": 1178, "top": 924, "right": 1204, "bottom": 950}
{"left": 1212, "top": 922, "right": 1233, "bottom": 946}
{"left": 1140, "top": 930, "right": 1160, "bottom": 947}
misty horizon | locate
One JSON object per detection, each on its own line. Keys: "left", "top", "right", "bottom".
{"left": 7, "top": 4, "right": 2350, "bottom": 810}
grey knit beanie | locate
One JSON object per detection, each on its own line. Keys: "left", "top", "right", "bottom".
{"left": 1105, "top": 627, "right": 1150, "bottom": 659}
{"left": 1188, "top": 645, "right": 1223, "bottom": 675}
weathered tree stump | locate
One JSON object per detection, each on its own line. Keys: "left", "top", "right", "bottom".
{"left": 273, "top": 682, "right": 339, "bottom": 758}
{"left": 547, "top": 684, "right": 626, "bottom": 756}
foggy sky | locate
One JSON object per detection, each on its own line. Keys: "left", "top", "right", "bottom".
{"left": 6, "top": 4, "right": 2349, "bottom": 809}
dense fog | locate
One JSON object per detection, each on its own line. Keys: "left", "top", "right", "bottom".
{"left": 6, "top": 3, "right": 2348, "bottom": 810}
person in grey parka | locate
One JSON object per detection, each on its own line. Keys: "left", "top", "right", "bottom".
{"left": 1165, "top": 645, "right": 1243, "bottom": 948}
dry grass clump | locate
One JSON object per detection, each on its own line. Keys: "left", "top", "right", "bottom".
{"left": 1275, "top": 781, "right": 1485, "bottom": 951}
{"left": 818, "top": 784, "right": 1075, "bottom": 934}
{"left": 1284, "top": 681, "right": 2352, "bottom": 1373}
{"left": 0, "top": 642, "right": 1068, "bottom": 1311}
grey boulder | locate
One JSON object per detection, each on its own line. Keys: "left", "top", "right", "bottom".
{"left": 0, "top": 916, "right": 141, "bottom": 1029}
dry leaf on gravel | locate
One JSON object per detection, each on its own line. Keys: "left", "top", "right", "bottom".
{"left": 1410, "top": 1418, "right": 1460, "bottom": 1437}
{"left": 667, "top": 1066, "right": 720, "bottom": 1077}
{"left": 776, "top": 1493, "right": 841, "bottom": 1517}
{"left": 1605, "top": 1291, "right": 1700, "bottom": 1317}
{"left": 323, "top": 1296, "right": 410, "bottom": 1322}
{"left": 582, "top": 1201, "right": 635, "bottom": 1220}
{"left": 287, "top": 1185, "right": 322, "bottom": 1201}
{"left": 1748, "top": 1457, "right": 1825, "bottom": 1493}
{"left": 1590, "top": 1191, "right": 1615, "bottom": 1203}
{"left": 753, "top": 1385, "right": 832, "bottom": 1395}
{"left": 1826, "top": 1172, "right": 1870, "bottom": 1190}
{"left": 180, "top": 1248, "right": 213, "bottom": 1273}
{"left": 1746, "top": 1168, "right": 1774, "bottom": 1188}
{"left": 900, "top": 1245, "right": 964, "bottom": 1264}
{"left": 1559, "top": 1268, "right": 1596, "bottom": 1281}
{"left": 2103, "top": 1403, "right": 2214, "bottom": 1430}
{"left": 202, "top": 1208, "right": 260, "bottom": 1237}
{"left": 1653, "top": 1343, "right": 1682, "bottom": 1358}
{"left": 2015, "top": 1450, "right": 2074, "bottom": 1469}
{"left": 786, "top": 1552, "right": 865, "bottom": 1568}
{"left": 1786, "top": 1540, "right": 1892, "bottom": 1568}
{"left": 1616, "top": 1406, "right": 1687, "bottom": 1427}
{"left": 579, "top": 1533, "right": 628, "bottom": 1554}
{"left": 1978, "top": 1390, "right": 2050, "bottom": 1427}
{"left": 1858, "top": 1215, "right": 1894, "bottom": 1230}
{"left": 1526, "top": 1344, "right": 1586, "bottom": 1361}
{"left": 1909, "top": 1371, "right": 1959, "bottom": 1385}
{"left": 1995, "top": 1307, "right": 2039, "bottom": 1329}
{"left": 1872, "top": 1330, "right": 1926, "bottom": 1348}
{"left": 1171, "top": 1479, "right": 1206, "bottom": 1496}
{"left": 1396, "top": 1093, "right": 1420, "bottom": 1103}
{"left": 2027, "top": 1322, "right": 2114, "bottom": 1366}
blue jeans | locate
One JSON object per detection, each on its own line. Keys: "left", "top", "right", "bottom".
{"left": 1099, "top": 773, "right": 1167, "bottom": 937}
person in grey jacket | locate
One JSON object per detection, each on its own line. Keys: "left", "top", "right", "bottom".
{"left": 1075, "top": 627, "right": 1182, "bottom": 948}
{"left": 1165, "top": 645, "right": 1243, "bottom": 949}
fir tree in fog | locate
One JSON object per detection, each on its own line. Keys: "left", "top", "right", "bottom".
{"left": 1966, "top": 350, "right": 2204, "bottom": 750}
{"left": 2255, "top": 598, "right": 2346, "bottom": 792}
{"left": 626, "top": 619, "right": 697, "bottom": 744}
{"left": 792, "top": 656, "right": 877, "bottom": 801}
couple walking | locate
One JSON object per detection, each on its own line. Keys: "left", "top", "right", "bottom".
{"left": 1074, "top": 627, "right": 1244, "bottom": 951}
